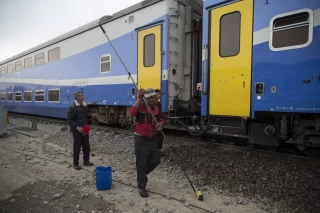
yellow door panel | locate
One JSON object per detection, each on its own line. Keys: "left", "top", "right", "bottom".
{"left": 209, "top": 0, "right": 253, "bottom": 117}
{"left": 137, "top": 25, "right": 162, "bottom": 91}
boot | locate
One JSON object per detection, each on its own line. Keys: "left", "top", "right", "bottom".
{"left": 139, "top": 188, "right": 148, "bottom": 198}
{"left": 84, "top": 161, "right": 94, "bottom": 166}
{"left": 73, "top": 165, "right": 82, "bottom": 170}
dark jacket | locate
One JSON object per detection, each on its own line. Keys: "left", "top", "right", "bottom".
{"left": 67, "top": 101, "right": 92, "bottom": 133}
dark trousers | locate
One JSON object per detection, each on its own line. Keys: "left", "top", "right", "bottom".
{"left": 73, "top": 131, "right": 90, "bottom": 165}
{"left": 156, "top": 131, "right": 163, "bottom": 150}
{"left": 134, "top": 135, "right": 161, "bottom": 189}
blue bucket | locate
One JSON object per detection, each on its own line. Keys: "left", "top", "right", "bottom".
{"left": 95, "top": 166, "right": 112, "bottom": 190}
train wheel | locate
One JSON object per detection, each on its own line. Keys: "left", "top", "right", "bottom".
{"left": 124, "top": 119, "right": 133, "bottom": 130}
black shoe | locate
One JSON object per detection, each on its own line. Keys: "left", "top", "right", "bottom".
{"left": 73, "top": 165, "right": 82, "bottom": 170}
{"left": 139, "top": 188, "right": 149, "bottom": 198}
{"left": 84, "top": 161, "right": 94, "bottom": 166}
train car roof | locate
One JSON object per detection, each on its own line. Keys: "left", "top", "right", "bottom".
{"left": 0, "top": 0, "right": 163, "bottom": 66}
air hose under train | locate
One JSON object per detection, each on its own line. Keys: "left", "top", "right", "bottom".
{"left": 174, "top": 116, "right": 216, "bottom": 136}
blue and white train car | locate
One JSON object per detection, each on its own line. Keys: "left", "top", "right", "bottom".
{"left": 0, "top": 0, "right": 203, "bottom": 126}
{"left": 200, "top": 0, "right": 320, "bottom": 154}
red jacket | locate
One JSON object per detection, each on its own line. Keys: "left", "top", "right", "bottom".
{"left": 130, "top": 102, "right": 164, "bottom": 138}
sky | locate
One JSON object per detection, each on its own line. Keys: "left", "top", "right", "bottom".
{"left": 0, "top": 0, "right": 142, "bottom": 62}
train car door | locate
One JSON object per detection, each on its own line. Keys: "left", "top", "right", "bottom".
{"left": 73, "top": 81, "right": 88, "bottom": 100}
{"left": 137, "top": 25, "right": 162, "bottom": 90}
{"left": 209, "top": 0, "right": 253, "bottom": 117}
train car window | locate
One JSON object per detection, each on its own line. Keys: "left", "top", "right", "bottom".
{"left": 15, "top": 92, "right": 22, "bottom": 102}
{"left": 143, "top": 34, "right": 155, "bottom": 67}
{"left": 7, "top": 64, "right": 13, "bottom": 73}
{"left": 24, "top": 91, "right": 32, "bottom": 102}
{"left": 0, "top": 93, "right": 5, "bottom": 101}
{"left": 7, "top": 92, "right": 13, "bottom": 101}
{"left": 35, "top": 90, "right": 45, "bottom": 102}
{"left": 15, "top": 61, "right": 22, "bottom": 71}
{"left": 48, "top": 47, "right": 60, "bottom": 62}
{"left": 0, "top": 67, "right": 6, "bottom": 75}
{"left": 24, "top": 57, "right": 32, "bottom": 69}
{"left": 35, "top": 53, "right": 45, "bottom": 66}
{"left": 100, "top": 54, "right": 111, "bottom": 73}
{"left": 219, "top": 11, "right": 241, "bottom": 57}
{"left": 48, "top": 89, "right": 60, "bottom": 102}
{"left": 270, "top": 10, "right": 312, "bottom": 51}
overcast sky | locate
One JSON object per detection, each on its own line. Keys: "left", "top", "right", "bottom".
{"left": 0, "top": 0, "right": 142, "bottom": 62}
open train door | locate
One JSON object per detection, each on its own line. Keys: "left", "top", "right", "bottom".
{"left": 137, "top": 25, "right": 162, "bottom": 91}
{"left": 209, "top": 0, "right": 253, "bottom": 117}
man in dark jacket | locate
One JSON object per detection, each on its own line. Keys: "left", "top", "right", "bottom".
{"left": 67, "top": 91, "right": 96, "bottom": 170}
{"left": 130, "top": 88, "right": 164, "bottom": 198}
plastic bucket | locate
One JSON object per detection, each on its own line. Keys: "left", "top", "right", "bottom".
{"left": 95, "top": 166, "right": 112, "bottom": 190}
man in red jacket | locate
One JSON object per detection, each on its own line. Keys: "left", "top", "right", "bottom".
{"left": 130, "top": 88, "right": 164, "bottom": 198}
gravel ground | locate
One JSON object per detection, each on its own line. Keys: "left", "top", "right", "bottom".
{"left": 0, "top": 180, "right": 118, "bottom": 213}
{"left": 47, "top": 129, "right": 320, "bottom": 213}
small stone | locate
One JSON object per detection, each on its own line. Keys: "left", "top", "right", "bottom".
{"left": 223, "top": 201, "right": 230, "bottom": 205}
{"left": 10, "top": 199, "right": 15, "bottom": 202}
{"left": 44, "top": 201, "right": 49, "bottom": 204}
{"left": 81, "top": 193, "right": 89, "bottom": 199}
{"left": 76, "top": 205, "right": 80, "bottom": 209}
{"left": 70, "top": 194, "right": 76, "bottom": 198}
{"left": 184, "top": 202, "right": 189, "bottom": 207}
{"left": 53, "top": 194, "right": 62, "bottom": 199}
{"left": 110, "top": 197, "right": 116, "bottom": 201}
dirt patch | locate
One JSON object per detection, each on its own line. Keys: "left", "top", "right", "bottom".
{"left": 0, "top": 180, "right": 118, "bottom": 213}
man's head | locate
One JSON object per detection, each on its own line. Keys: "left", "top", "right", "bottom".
{"left": 144, "top": 88, "right": 157, "bottom": 105}
{"left": 74, "top": 91, "right": 84, "bottom": 104}
{"left": 155, "top": 89, "right": 161, "bottom": 99}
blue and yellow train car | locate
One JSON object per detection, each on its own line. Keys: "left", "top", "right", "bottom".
{"left": 200, "top": 0, "right": 320, "bottom": 154}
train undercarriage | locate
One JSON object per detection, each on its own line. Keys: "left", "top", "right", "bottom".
{"left": 88, "top": 103, "right": 320, "bottom": 159}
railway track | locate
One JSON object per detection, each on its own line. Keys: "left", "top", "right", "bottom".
{"left": 7, "top": 112, "right": 318, "bottom": 161}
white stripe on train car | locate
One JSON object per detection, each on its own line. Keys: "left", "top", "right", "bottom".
{"left": 253, "top": 8, "right": 320, "bottom": 46}
{"left": 0, "top": 74, "right": 137, "bottom": 86}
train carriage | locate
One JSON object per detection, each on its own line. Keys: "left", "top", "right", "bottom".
{"left": 200, "top": 0, "right": 320, "bottom": 156}
{"left": 0, "top": 0, "right": 203, "bottom": 126}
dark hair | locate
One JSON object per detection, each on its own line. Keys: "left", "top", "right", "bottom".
{"left": 74, "top": 91, "right": 83, "bottom": 100}
{"left": 155, "top": 89, "right": 161, "bottom": 93}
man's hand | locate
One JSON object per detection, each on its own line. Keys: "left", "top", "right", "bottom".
{"left": 138, "top": 89, "right": 146, "bottom": 100}
{"left": 92, "top": 114, "right": 97, "bottom": 119}
{"left": 155, "top": 123, "right": 163, "bottom": 131}
{"left": 77, "top": 127, "right": 83, "bottom": 133}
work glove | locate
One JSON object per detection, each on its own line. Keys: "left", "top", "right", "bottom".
{"left": 138, "top": 89, "right": 146, "bottom": 100}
